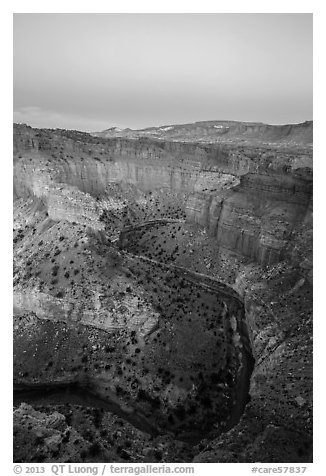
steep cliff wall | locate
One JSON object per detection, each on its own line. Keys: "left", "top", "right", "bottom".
{"left": 13, "top": 123, "right": 313, "bottom": 463}
{"left": 13, "top": 124, "right": 312, "bottom": 266}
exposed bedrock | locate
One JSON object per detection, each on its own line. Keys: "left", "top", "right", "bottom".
{"left": 13, "top": 124, "right": 312, "bottom": 266}
{"left": 13, "top": 401, "right": 193, "bottom": 463}
{"left": 14, "top": 253, "right": 252, "bottom": 442}
{"left": 13, "top": 197, "right": 253, "bottom": 446}
{"left": 13, "top": 124, "right": 313, "bottom": 462}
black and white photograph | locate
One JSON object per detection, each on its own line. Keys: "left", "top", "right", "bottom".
{"left": 10, "top": 7, "right": 315, "bottom": 472}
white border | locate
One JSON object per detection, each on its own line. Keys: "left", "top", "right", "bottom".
{"left": 3, "top": 3, "right": 323, "bottom": 474}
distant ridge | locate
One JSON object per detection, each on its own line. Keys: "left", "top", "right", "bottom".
{"left": 92, "top": 120, "right": 313, "bottom": 146}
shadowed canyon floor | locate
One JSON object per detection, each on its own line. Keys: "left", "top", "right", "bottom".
{"left": 13, "top": 122, "right": 312, "bottom": 463}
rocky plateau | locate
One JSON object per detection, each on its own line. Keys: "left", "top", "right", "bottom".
{"left": 13, "top": 121, "right": 313, "bottom": 463}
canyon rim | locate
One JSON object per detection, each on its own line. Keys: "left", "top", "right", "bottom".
{"left": 13, "top": 120, "right": 313, "bottom": 463}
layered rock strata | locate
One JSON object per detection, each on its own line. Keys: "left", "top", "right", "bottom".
{"left": 13, "top": 123, "right": 313, "bottom": 462}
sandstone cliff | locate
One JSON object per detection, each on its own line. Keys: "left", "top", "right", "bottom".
{"left": 13, "top": 123, "right": 313, "bottom": 463}
{"left": 14, "top": 123, "right": 312, "bottom": 266}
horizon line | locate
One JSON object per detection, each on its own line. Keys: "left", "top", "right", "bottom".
{"left": 13, "top": 118, "right": 314, "bottom": 134}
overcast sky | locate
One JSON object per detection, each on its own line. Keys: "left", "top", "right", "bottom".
{"left": 13, "top": 13, "right": 312, "bottom": 132}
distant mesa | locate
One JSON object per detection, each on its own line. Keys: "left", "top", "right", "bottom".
{"left": 92, "top": 120, "right": 313, "bottom": 146}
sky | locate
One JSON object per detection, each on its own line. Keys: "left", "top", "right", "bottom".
{"left": 13, "top": 13, "right": 313, "bottom": 132}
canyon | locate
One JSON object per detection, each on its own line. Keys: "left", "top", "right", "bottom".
{"left": 13, "top": 121, "right": 313, "bottom": 463}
